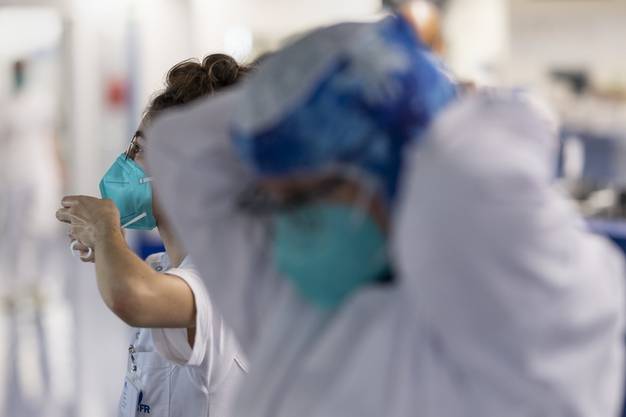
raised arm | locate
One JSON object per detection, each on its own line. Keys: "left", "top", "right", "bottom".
{"left": 146, "top": 91, "right": 283, "bottom": 354}
{"left": 56, "top": 196, "right": 196, "bottom": 329}
{"left": 394, "top": 94, "right": 625, "bottom": 415}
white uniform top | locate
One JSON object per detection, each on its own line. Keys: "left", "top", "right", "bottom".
{"left": 118, "top": 253, "right": 247, "bottom": 417}
{"left": 147, "top": 90, "right": 625, "bottom": 417}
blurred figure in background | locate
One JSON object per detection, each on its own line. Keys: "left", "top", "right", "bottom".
{"left": 0, "top": 59, "right": 75, "bottom": 417}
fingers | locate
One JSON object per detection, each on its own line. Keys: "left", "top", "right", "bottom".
{"left": 60, "top": 196, "right": 103, "bottom": 255}
{"left": 80, "top": 255, "right": 95, "bottom": 263}
{"left": 63, "top": 196, "right": 97, "bottom": 263}
{"left": 79, "top": 247, "right": 94, "bottom": 263}
{"left": 71, "top": 240, "right": 90, "bottom": 252}
{"left": 69, "top": 224, "right": 95, "bottom": 251}
{"left": 61, "top": 195, "right": 97, "bottom": 206}
{"left": 69, "top": 224, "right": 91, "bottom": 242}
{"left": 69, "top": 239, "right": 95, "bottom": 262}
{"left": 61, "top": 196, "right": 82, "bottom": 208}
{"left": 56, "top": 208, "right": 87, "bottom": 224}
{"left": 56, "top": 208, "right": 72, "bottom": 223}
{"left": 60, "top": 195, "right": 96, "bottom": 216}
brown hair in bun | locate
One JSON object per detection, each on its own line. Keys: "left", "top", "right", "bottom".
{"left": 145, "top": 53, "right": 251, "bottom": 121}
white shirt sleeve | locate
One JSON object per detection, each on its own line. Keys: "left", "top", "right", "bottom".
{"left": 394, "top": 93, "right": 626, "bottom": 416}
{"left": 147, "top": 90, "right": 284, "bottom": 356}
{"left": 150, "top": 257, "right": 210, "bottom": 367}
{"left": 150, "top": 256, "right": 248, "bottom": 399}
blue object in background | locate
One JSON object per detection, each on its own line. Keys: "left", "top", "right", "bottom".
{"left": 610, "top": 235, "right": 626, "bottom": 255}
{"left": 560, "top": 129, "right": 626, "bottom": 187}
{"left": 587, "top": 219, "right": 626, "bottom": 255}
{"left": 133, "top": 230, "right": 165, "bottom": 260}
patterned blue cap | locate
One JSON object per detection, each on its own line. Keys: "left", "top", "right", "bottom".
{"left": 232, "top": 14, "right": 458, "bottom": 201}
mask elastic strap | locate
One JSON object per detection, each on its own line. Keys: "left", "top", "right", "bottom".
{"left": 70, "top": 240, "right": 93, "bottom": 260}
{"left": 122, "top": 212, "right": 147, "bottom": 228}
{"left": 140, "top": 177, "right": 153, "bottom": 184}
{"left": 69, "top": 240, "right": 79, "bottom": 255}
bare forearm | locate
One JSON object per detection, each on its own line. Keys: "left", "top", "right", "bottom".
{"left": 94, "top": 228, "right": 154, "bottom": 321}
{"left": 57, "top": 195, "right": 195, "bottom": 328}
{"left": 93, "top": 228, "right": 196, "bottom": 328}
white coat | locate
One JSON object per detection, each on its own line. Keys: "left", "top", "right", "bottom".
{"left": 146, "top": 90, "right": 625, "bottom": 417}
{"left": 118, "top": 253, "right": 246, "bottom": 417}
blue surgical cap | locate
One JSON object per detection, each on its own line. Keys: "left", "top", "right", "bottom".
{"left": 232, "top": 14, "right": 457, "bottom": 201}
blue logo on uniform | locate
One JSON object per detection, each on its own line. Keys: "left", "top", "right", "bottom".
{"left": 137, "top": 391, "right": 151, "bottom": 414}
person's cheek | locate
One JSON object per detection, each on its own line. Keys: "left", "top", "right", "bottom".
{"left": 134, "top": 154, "right": 147, "bottom": 170}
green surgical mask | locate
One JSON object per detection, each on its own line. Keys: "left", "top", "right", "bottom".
{"left": 272, "top": 202, "right": 388, "bottom": 310}
{"left": 99, "top": 154, "right": 157, "bottom": 230}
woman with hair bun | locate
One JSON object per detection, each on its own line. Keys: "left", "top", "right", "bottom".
{"left": 56, "top": 54, "right": 250, "bottom": 417}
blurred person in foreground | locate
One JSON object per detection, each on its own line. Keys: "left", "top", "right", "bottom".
{"left": 147, "top": 7, "right": 625, "bottom": 417}
{"left": 56, "top": 54, "right": 248, "bottom": 417}
{"left": 0, "top": 59, "right": 75, "bottom": 417}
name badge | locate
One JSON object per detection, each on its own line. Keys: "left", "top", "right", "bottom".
{"left": 119, "top": 377, "right": 140, "bottom": 417}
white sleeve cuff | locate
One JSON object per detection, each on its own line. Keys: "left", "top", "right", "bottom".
{"left": 151, "top": 266, "right": 210, "bottom": 367}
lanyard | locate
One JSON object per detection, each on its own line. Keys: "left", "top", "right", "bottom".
{"left": 129, "top": 344, "right": 139, "bottom": 374}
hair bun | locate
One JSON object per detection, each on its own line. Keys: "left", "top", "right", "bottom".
{"left": 203, "top": 54, "right": 240, "bottom": 88}
{"left": 146, "top": 53, "right": 251, "bottom": 121}
{"left": 166, "top": 60, "right": 204, "bottom": 88}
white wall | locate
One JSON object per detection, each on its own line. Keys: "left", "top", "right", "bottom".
{"left": 65, "top": 2, "right": 136, "bottom": 417}
{"left": 444, "top": 0, "right": 510, "bottom": 83}
{"left": 0, "top": 5, "right": 63, "bottom": 104}
{"left": 189, "top": 0, "right": 382, "bottom": 61}
{"left": 507, "top": 0, "right": 626, "bottom": 89}
{"left": 134, "top": 0, "right": 193, "bottom": 111}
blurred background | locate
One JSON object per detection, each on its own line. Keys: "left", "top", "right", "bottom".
{"left": 0, "top": 0, "right": 625, "bottom": 416}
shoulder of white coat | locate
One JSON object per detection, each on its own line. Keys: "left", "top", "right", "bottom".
{"left": 421, "top": 90, "right": 557, "bottom": 154}
{"left": 164, "top": 257, "right": 205, "bottom": 297}
{"left": 177, "top": 256, "right": 199, "bottom": 273}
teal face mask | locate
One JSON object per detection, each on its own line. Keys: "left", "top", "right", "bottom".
{"left": 273, "top": 202, "right": 388, "bottom": 310}
{"left": 99, "top": 154, "right": 157, "bottom": 230}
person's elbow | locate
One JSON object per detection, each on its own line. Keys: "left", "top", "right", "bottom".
{"left": 106, "top": 288, "right": 146, "bottom": 327}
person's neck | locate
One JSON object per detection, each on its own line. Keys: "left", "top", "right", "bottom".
{"left": 157, "top": 220, "right": 186, "bottom": 268}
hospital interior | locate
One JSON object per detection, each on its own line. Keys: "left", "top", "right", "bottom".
{"left": 1, "top": 0, "right": 626, "bottom": 416}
